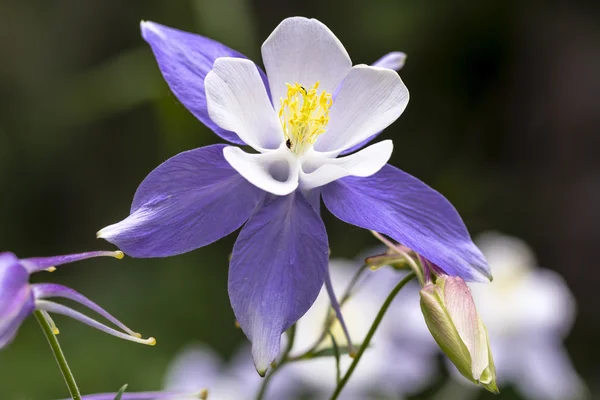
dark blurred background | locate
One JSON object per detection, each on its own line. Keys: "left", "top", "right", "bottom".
{"left": 1, "top": 1, "right": 599, "bottom": 399}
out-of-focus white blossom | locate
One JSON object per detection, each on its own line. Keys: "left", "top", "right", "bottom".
{"left": 164, "top": 344, "right": 297, "bottom": 400}
{"left": 462, "top": 232, "right": 588, "bottom": 400}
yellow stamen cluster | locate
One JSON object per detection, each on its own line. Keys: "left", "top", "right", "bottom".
{"left": 279, "top": 81, "right": 333, "bottom": 154}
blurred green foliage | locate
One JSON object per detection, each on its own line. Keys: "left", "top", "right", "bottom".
{"left": 1, "top": 0, "right": 599, "bottom": 399}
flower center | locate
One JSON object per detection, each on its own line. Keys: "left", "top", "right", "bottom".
{"left": 278, "top": 81, "right": 333, "bottom": 155}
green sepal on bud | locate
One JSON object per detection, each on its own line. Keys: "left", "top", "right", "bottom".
{"left": 420, "top": 276, "right": 498, "bottom": 393}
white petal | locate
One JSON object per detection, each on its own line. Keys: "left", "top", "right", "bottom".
{"left": 164, "top": 344, "right": 222, "bottom": 391}
{"left": 516, "top": 340, "right": 588, "bottom": 400}
{"left": 262, "top": 17, "right": 352, "bottom": 107}
{"left": 314, "top": 65, "right": 409, "bottom": 155}
{"left": 300, "top": 140, "right": 393, "bottom": 190}
{"left": 223, "top": 145, "right": 299, "bottom": 196}
{"left": 205, "top": 57, "right": 283, "bottom": 152}
{"left": 372, "top": 51, "right": 407, "bottom": 71}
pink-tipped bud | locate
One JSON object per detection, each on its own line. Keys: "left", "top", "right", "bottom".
{"left": 420, "top": 275, "right": 498, "bottom": 393}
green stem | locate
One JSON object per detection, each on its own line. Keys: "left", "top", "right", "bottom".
{"left": 35, "top": 310, "right": 82, "bottom": 400}
{"left": 328, "top": 331, "right": 341, "bottom": 384}
{"left": 255, "top": 324, "right": 296, "bottom": 400}
{"left": 329, "top": 272, "right": 416, "bottom": 400}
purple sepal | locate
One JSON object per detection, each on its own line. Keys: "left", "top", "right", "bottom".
{"left": 372, "top": 51, "right": 407, "bottom": 71}
{"left": 141, "top": 21, "right": 271, "bottom": 144}
{"left": 0, "top": 252, "right": 29, "bottom": 313}
{"left": 323, "top": 268, "right": 354, "bottom": 354}
{"left": 98, "top": 144, "right": 263, "bottom": 257}
{"left": 0, "top": 253, "right": 34, "bottom": 349}
{"left": 229, "top": 192, "right": 329, "bottom": 374}
{"left": 322, "top": 164, "right": 491, "bottom": 282}
{"left": 0, "top": 292, "right": 34, "bottom": 349}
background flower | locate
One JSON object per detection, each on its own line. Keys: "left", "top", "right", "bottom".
{"left": 465, "top": 232, "right": 588, "bottom": 400}
{"left": 163, "top": 343, "right": 298, "bottom": 400}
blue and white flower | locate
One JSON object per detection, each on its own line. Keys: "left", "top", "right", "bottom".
{"left": 98, "top": 17, "right": 490, "bottom": 374}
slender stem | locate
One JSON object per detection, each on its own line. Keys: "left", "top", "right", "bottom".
{"left": 329, "top": 272, "right": 416, "bottom": 400}
{"left": 328, "top": 331, "right": 341, "bottom": 384}
{"left": 35, "top": 310, "right": 82, "bottom": 400}
{"left": 255, "top": 324, "right": 296, "bottom": 400}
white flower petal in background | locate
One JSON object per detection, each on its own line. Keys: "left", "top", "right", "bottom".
{"left": 459, "top": 232, "right": 588, "bottom": 400}
{"left": 164, "top": 343, "right": 298, "bottom": 400}
{"left": 163, "top": 344, "right": 222, "bottom": 393}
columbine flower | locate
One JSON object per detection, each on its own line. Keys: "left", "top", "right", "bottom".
{"left": 420, "top": 274, "right": 498, "bottom": 393}
{"left": 77, "top": 343, "right": 298, "bottom": 400}
{"left": 0, "top": 250, "right": 154, "bottom": 349}
{"left": 466, "top": 232, "right": 588, "bottom": 400}
{"left": 290, "top": 258, "right": 437, "bottom": 399}
{"left": 97, "top": 16, "right": 490, "bottom": 374}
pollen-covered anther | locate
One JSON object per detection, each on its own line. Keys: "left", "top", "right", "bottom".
{"left": 112, "top": 251, "right": 125, "bottom": 260}
{"left": 145, "top": 336, "right": 157, "bottom": 346}
{"left": 131, "top": 335, "right": 157, "bottom": 346}
{"left": 42, "top": 311, "right": 60, "bottom": 335}
{"left": 279, "top": 81, "right": 333, "bottom": 154}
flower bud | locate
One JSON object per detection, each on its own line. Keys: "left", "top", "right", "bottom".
{"left": 420, "top": 275, "right": 498, "bottom": 393}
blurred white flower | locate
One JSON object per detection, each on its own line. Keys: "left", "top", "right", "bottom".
{"left": 164, "top": 343, "right": 297, "bottom": 400}
{"left": 289, "top": 258, "right": 438, "bottom": 399}
{"left": 464, "top": 232, "right": 588, "bottom": 400}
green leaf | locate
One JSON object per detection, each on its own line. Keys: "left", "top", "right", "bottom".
{"left": 114, "top": 384, "right": 128, "bottom": 400}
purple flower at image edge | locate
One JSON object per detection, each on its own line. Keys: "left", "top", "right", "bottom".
{"left": 97, "top": 17, "right": 491, "bottom": 374}
{"left": 0, "top": 251, "right": 154, "bottom": 349}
